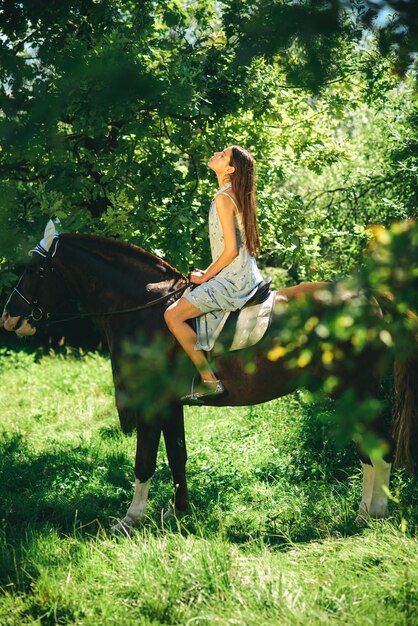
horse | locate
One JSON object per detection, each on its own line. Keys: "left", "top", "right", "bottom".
{"left": 1, "top": 222, "right": 416, "bottom": 531}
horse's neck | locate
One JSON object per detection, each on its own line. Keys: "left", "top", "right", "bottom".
{"left": 56, "top": 237, "right": 183, "bottom": 312}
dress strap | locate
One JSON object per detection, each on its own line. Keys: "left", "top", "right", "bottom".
{"left": 215, "top": 191, "right": 241, "bottom": 218}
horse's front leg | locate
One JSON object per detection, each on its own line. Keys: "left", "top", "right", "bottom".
{"left": 112, "top": 422, "right": 161, "bottom": 533}
{"left": 162, "top": 403, "right": 189, "bottom": 521}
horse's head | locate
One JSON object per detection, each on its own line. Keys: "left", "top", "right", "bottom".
{"left": 1, "top": 223, "right": 188, "bottom": 338}
{"left": 1, "top": 221, "right": 62, "bottom": 336}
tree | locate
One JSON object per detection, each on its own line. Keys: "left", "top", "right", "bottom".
{"left": 0, "top": 0, "right": 416, "bottom": 297}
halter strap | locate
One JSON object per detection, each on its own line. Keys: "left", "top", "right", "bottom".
{"left": 215, "top": 191, "right": 241, "bottom": 218}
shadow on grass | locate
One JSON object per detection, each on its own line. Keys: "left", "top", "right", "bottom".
{"left": 2, "top": 424, "right": 418, "bottom": 590}
{"left": 0, "top": 426, "right": 359, "bottom": 550}
{"left": 0, "top": 432, "right": 130, "bottom": 535}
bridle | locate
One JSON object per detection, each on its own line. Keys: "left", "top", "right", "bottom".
{"left": 12, "top": 285, "right": 49, "bottom": 324}
{"left": 9, "top": 237, "right": 191, "bottom": 327}
{"left": 9, "top": 239, "right": 59, "bottom": 325}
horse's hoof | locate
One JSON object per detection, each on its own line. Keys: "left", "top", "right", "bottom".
{"left": 355, "top": 514, "right": 369, "bottom": 527}
{"left": 369, "top": 509, "right": 390, "bottom": 520}
{"left": 162, "top": 507, "right": 187, "bottom": 523}
{"left": 355, "top": 511, "right": 390, "bottom": 527}
{"left": 110, "top": 518, "right": 137, "bottom": 536}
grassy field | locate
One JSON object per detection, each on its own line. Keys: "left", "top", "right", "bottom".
{"left": 0, "top": 348, "right": 417, "bottom": 625}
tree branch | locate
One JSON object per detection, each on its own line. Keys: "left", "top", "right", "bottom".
{"left": 12, "top": 30, "right": 37, "bottom": 54}
{"left": 161, "top": 117, "right": 200, "bottom": 194}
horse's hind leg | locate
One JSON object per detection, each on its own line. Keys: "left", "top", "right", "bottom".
{"left": 162, "top": 403, "right": 189, "bottom": 521}
{"left": 355, "top": 371, "right": 395, "bottom": 523}
{"left": 357, "top": 461, "right": 375, "bottom": 521}
{"left": 369, "top": 458, "right": 392, "bottom": 518}
{"left": 112, "top": 423, "right": 161, "bottom": 532}
{"left": 357, "top": 459, "right": 392, "bottom": 523}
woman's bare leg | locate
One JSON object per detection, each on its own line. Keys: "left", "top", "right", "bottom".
{"left": 164, "top": 298, "right": 217, "bottom": 382}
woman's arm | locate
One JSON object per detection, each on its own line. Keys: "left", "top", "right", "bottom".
{"left": 192, "top": 194, "right": 238, "bottom": 284}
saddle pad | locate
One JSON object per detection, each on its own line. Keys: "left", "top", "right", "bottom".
{"left": 229, "top": 291, "right": 275, "bottom": 351}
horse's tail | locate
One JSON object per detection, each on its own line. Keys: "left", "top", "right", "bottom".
{"left": 375, "top": 291, "right": 418, "bottom": 473}
{"left": 392, "top": 356, "right": 418, "bottom": 473}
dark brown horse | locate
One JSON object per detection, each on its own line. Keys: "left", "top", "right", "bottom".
{"left": 1, "top": 224, "right": 416, "bottom": 530}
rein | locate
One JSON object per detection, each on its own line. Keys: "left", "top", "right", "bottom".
{"left": 48, "top": 282, "right": 190, "bottom": 325}
{"left": 12, "top": 237, "right": 191, "bottom": 326}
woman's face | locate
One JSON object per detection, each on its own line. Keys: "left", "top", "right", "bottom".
{"left": 208, "top": 147, "right": 233, "bottom": 174}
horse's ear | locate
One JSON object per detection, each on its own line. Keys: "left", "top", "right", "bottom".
{"left": 42, "top": 219, "right": 57, "bottom": 251}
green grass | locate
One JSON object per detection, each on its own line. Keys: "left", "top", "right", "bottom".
{"left": 0, "top": 348, "right": 417, "bottom": 625}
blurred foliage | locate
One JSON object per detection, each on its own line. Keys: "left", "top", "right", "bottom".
{"left": 268, "top": 219, "right": 418, "bottom": 363}
{"left": 223, "top": 0, "right": 418, "bottom": 83}
{"left": 265, "top": 218, "right": 418, "bottom": 456}
{"left": 119, "top": 331, "right": 193, "bottom": 422}
{"left": 0, "top": 0, "right": 417, "bottom": 300}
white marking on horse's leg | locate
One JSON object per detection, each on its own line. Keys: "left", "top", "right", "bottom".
{"left": 369, "top": 459, "right": 391, "bottom": 518}
{"left": 123, "top": 478, "right": 151, "bottom": 526}
{"left": 357, "top": 461, "right": 375, "bottom": 520}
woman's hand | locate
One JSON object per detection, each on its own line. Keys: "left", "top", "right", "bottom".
{"left": 189, "top": 269, "right": 206, "bottom": 285}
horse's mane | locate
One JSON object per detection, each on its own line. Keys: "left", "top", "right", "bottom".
{"left": 60, "top": 233, "right": 185, "bottom": 278}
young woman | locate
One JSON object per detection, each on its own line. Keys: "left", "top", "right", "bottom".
{"left": 164, "top": 145, "right": 264, "bottom": 403}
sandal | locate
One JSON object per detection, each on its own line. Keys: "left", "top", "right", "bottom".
{"left": 181, "top": 376, "right": 225, "bottom": 405}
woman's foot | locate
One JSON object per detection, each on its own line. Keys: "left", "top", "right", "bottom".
{"left": 181, "top": 378, "right": 225, "bottom": 404}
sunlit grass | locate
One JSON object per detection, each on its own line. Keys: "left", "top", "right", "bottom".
{"left": 0, "top": 349, "right": 417, "bottom": 625}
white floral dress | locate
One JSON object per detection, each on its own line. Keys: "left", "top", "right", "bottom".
{"left": 184, "top": 181, "right": 263, "bottom": 351}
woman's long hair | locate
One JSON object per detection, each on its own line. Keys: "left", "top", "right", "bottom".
{"left": 228, "top": 145, "right": 261, "bottom": 256}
